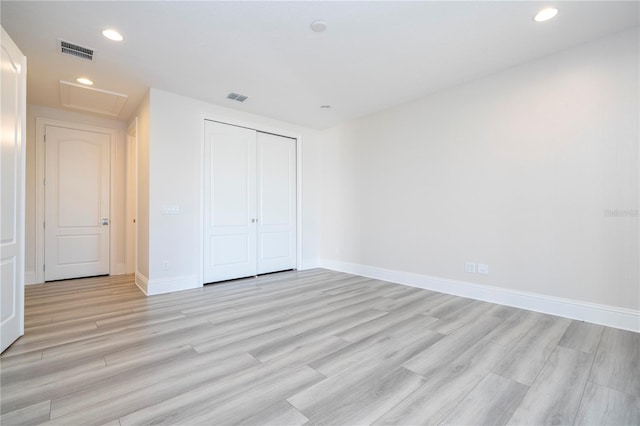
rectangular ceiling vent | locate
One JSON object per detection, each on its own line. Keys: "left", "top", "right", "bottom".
{"left": 227, "top": 92, "right": 248, "bottom": 103}
{"left": 58, "top": 39, "right": 94, "bottom": 61}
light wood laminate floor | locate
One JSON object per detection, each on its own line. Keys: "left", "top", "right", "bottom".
{"left": 1, "top": 269, "right": 638, "bottom": 425}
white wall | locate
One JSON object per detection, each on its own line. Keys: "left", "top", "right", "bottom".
{"left": 320, "top": 28, "right": 639, "bottom": 315}
{"left": 25, "top": 105, "right": 127, "bottom": 283}
{"left": 141, "top": 89, "right": 322, "bottom": 294}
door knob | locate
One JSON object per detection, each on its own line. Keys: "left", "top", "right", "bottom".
{"left": 102, "top": 218, "right": 109, "bottom": 226}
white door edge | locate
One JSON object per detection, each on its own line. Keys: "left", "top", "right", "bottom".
{"left": 1, "top": 26, "right": 26, "bottom": 352}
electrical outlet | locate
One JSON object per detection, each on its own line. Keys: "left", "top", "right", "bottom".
{"left": 478, "top": 263, "right": 489, "bottom": 274}
{"left": 464, "top": 262, "right": 476, "bottom": 273}
{"left": 162, "top": 204, "right": 180, "bottom": 215}
{"left": 162, "top": 260, "right": 169, "bottom": 270}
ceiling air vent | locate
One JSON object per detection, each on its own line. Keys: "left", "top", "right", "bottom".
{"left": 58, "top": 39, "right": 94, "bottom": 61}
{"left": 227, "top": 92, "right": 248, "bottom": 102}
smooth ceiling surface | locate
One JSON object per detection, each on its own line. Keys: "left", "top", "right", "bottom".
{"left": 1, "top": 1, "right": 638, "bottom": 128}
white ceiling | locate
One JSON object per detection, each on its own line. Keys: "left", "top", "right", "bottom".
{"left": 2, "top": 1, "right": 638, "bottom": 129}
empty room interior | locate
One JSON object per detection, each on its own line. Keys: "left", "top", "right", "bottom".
{"left": 1, "top": 1, "right": 639, "bottom": 425}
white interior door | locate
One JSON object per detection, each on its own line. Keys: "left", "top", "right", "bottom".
{"left": 257, "top": 132, "right": 296, "bottom": 274}
{"left": 1, "top": 27, "right": 26, "bottom": 353}
{"left": 44, "top": 125, "right": 110, "bottom": 281}
{"left": 204, "top": 121, "right": 257, "bottom": 283}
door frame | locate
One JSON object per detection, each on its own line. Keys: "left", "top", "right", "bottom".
{"left": 35, "top": 118, "right": 118, "bottom": 283}
{"left": 125, "top": 118, "right": 138, "bottom": 276}
{"left": 199, "top": 113, "right": 303, "bottom": 286}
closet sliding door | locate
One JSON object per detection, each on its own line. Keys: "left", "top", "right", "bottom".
{"left": 204, "top": 121, "right": 257, "bottom": 283}
{"left": 256, "top": 132, "right": 296, "bottom": 275}
{"left": 204, "top": 121, "right": 296, "bottom": 284}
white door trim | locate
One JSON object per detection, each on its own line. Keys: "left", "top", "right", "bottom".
{"left": 35, "top": 118, "right": 118, "bottom": 283}
{"left": 198, "top": 113, "right": 303, "bottom": 286}
{"left": 126, "top": 118, "right": 138, "bottom": 277}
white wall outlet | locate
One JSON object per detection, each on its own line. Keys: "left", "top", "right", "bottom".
{"left": 162, "top": 260, "right": 169, "bottom": 270}
{"left": 464, "top": 262, "right": 476, "bottom": 273}
{"left": 478, "top": 263, "right": 489, "bottom": 274}
{"left": 162, "top": 204, "right": 180, "bottom": 215}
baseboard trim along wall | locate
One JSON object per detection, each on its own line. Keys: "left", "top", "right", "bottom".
{"left": 320, "top": 259, "right": 640, "bottom": 333}
{"left": 134, "top": 272, "right": 149, "bottom": 295}
{"left": 136, "top": 274, "right": 201, "bottom": 296}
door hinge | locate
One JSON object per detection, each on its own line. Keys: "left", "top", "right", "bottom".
{"left": 43, "top": 221, "right": 45, "bottom": 229}
{"left": 44, "top": 134, "right": 47, "bottom": 143}
{"left": 43, "top": 178, "right": 46, "bottom": 186}
{"left": 43, "top": 264, "right": 45, "bottom": 271}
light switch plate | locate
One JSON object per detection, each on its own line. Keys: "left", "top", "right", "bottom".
{"left": 464, "top": 262, "right": 476, "bottom": 273}
{"left": 478, "top": 263, "right": 489, "bottom": 274}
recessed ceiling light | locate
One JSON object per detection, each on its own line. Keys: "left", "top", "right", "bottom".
{"left": 310, "top": 21, "right": 327, "bottom": 33}
{"left": 320, "top": 105, "right": 331, "bottom": 109}
{"left": 102, "top": 29, "right": 124, "bottom": 41}
{"left": 76, "top": 77, "right": 94, "bottom": 85}
{"left": 534, "top": 8, "right": 558, "bottom": 22}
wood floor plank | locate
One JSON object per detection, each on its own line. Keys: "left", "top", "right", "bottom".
{"left": 337, "top": 306, "right": 438, "bottom": 343}
{"left": 254, "top": 309, "right": 388, "bottom": 363}
{"left": 171, "top": 366, "right": 323, "bottom": 426}
{"left": 375, "top": 338, "right": 509, "bottom": 425}
{"left": 0, "top": 349, "right": 43, "bottom": 370}
{"left": 1, "top": 345, "right": 196, "bottom": 415}
{"left": 506, "top": 346, "right": 594, "bottom": 425}
{"left": 48, "top": 352, "right": 259, "bottom": 423}
{"left": 428, "top": 299, "right": 494, "bottom": 335}
{"left": 440, "top": 373, "right": 529, "bottom": 426}
{"left": 558, "top": 320, "right": 604, "bottom": 354}
{"left": 484, "top": 303, "right": 520, "bottom": 320}
{"left": 492, "top": 314, "right": 571, "bottom": 385}
{"left": 310, "top": 315, "right": 442, "bottom": 377}
{"left": 289, "top": 366, "right": 426, "bottom": 425}
{"left": 373, "top": 288, "right": 439, "bottom": 311}
{"left": 484, "top": 309, "right": 544, "bottom": 348}
{"left": 424, "top": 295, "right": 475, "bottom": 318}
{"left": 589, "top": 327, "right": 640, "bottom": 397}
{"left": 573, "top": 381, "right": 640, "bottom": 426}
{"left": 238, "top": 400, "right": 308, "bottom": 426}
{"left": 403, "top": 314, "right": 502, "bottom": 379}
{"left": 118, "top": 363, "right": 324, "bottom": 426}
{"left": 0, "top": 400, "right": 51, "bottom": 425}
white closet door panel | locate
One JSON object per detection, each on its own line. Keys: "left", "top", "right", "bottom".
{"left": 44, "top": 125, "right": 110, "bottom": 281}
{"left": 204, "top": 121, "right": 257, "bottom": 283}
{"left": 257, "top": 132, "right": 296, "bottom": 274}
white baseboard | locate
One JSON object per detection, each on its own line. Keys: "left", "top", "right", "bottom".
{"left": 24, "top": 271, "right": 39, "bottom": 285}
{"left": 141, "top": 274, "right": 201, "bottom": 296}
{"left": 320, "top": 259, "right": 640, "bottom": 333}
{"left": 135, "top": 272, "right": 149, "bottom": 295}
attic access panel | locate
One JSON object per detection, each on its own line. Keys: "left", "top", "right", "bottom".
{"left": 59, "top": 81, "right": 127, "bottom": 116}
